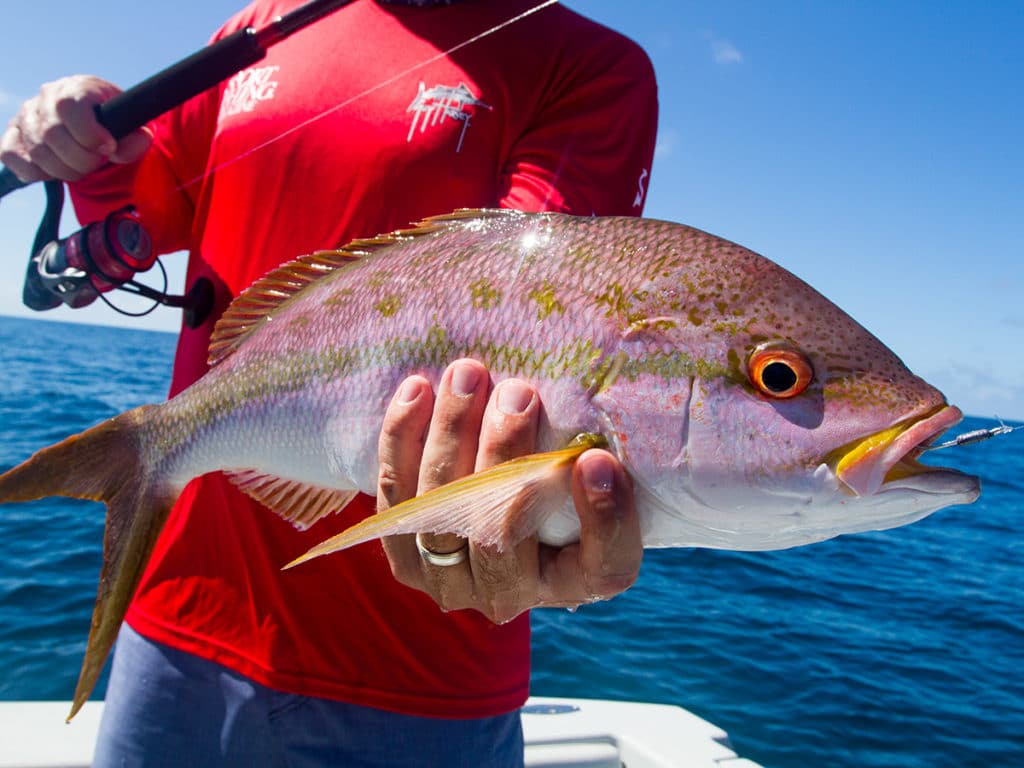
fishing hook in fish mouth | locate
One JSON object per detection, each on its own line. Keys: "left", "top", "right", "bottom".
{"left": 919, "top": 419, "right": 1022, "bottom": 452}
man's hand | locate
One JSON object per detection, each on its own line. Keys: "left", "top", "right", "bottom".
{"left": 0, "top": 75, "right": 151, "bottom": 182}
{"left": 376, "top": 358, "right": 643, "bottom": 624}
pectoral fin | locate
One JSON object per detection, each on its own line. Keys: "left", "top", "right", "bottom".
{"left": 285, "top": 435, "right": 605, "bottom": 569}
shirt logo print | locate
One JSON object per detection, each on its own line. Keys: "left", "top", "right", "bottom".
{"left": 633, "top": 168, "right": 649, "bottom": 208}
{"left": 406, "top": 82, "right": 492, "bottom": 153}
{"left": 220, "top": 66, "right": 281, "bottom": 119}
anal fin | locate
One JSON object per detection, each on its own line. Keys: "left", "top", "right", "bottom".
{"left": 226, "top": 471, "right": 359, "bottom": 530}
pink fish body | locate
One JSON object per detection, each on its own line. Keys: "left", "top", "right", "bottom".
{"left": 0, "top": 209, "right": 979, "bottom": 718}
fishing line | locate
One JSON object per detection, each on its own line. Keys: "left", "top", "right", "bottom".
{"left": 169, "top": 0, "right": 559, "bottom": 198}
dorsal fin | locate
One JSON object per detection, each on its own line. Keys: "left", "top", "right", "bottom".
{"left": 206, "top": 208, "right": 517, "bottom": 367}
{"left": 207, "top": 249, "right": 361, "bottom": 366}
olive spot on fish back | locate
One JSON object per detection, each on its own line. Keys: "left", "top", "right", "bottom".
{"left": 469, "top": 278, "right": 502, "bottom": 309}
{"left": 367, "top": 270, "right": 392, "bottom": 289}
{"left": 595, "top": 284, "right": 629, "bottom": 318}
{"left": 528, "top": 281, "right": 565, "bottom": 320}
{"left": 374, "top": 295, "right": 402, "bottom": 317}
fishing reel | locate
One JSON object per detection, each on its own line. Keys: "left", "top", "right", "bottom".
{"left": 22, "top": 180, "right": 213, "bottom": 328}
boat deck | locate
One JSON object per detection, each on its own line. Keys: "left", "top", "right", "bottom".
{"left": 0, "top": 697, "right": 764, "bottom": 767}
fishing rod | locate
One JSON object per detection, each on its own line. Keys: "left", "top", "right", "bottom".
{"left": 1, "top": 0, "right": 357, "bottom": 326}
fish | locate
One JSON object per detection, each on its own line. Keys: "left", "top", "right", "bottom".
{"left": 0, "top": 209, "right": 979, "bottom": 720}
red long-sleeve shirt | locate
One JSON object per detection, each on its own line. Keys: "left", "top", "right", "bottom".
{"left": 71, "top": 0, "right": 657, "bottom": 718}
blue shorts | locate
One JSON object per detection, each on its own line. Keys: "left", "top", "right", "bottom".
{"left": 93, "top": 624, "right": 524, "bottom": 768}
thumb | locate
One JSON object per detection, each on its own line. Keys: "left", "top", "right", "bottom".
{"left": 572, "top": 449, "right": 642, "bottom": 598}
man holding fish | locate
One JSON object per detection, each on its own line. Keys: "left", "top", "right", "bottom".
{"left": 0, "top": 0, "right": 657, "bottom": 765}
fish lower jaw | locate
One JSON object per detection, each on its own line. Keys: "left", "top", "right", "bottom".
{"left": 876, "top": 462, "right": 981, "bottom": 501}
{"left": 832, "top": 455, "right": 979, "bottom": 504}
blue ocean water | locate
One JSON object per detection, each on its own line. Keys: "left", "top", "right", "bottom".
{"left": 0, "top": 314, "right": 1020, "bottom": 768}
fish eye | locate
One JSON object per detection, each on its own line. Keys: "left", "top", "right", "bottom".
{"left": 747, "top": 343, "right": 814, "bottom": 399}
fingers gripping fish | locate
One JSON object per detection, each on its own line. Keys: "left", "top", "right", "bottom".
{"left": 0, "top": 209, "right": 980, "bottom": 720}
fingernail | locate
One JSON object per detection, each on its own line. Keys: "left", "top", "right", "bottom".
{"left": 497, "top": 380, "right": 533, "bottom": 415}
{"left": 580, "top": 454, "right": 614, "bottom": 494}
{"left": 450, "top": 363, "right": 480, "bottom": 396}
{"left": 397, "top": 378, "right": 421, "bottom": 405}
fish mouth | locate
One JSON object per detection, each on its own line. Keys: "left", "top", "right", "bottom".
{"left": 831, "top": 405, "right": 980, "bottom": 499}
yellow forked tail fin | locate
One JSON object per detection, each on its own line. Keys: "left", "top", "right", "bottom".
{"left": 0, "top": 405, "right": 175, "bottom": 722}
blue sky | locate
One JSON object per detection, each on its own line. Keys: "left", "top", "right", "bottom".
{"left": 0, "top": 1, "right": 1020, "bottom": 419}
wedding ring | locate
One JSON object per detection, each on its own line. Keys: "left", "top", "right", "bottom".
{"left": 415, "top": 533, "right": 469, "bottom": 567}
